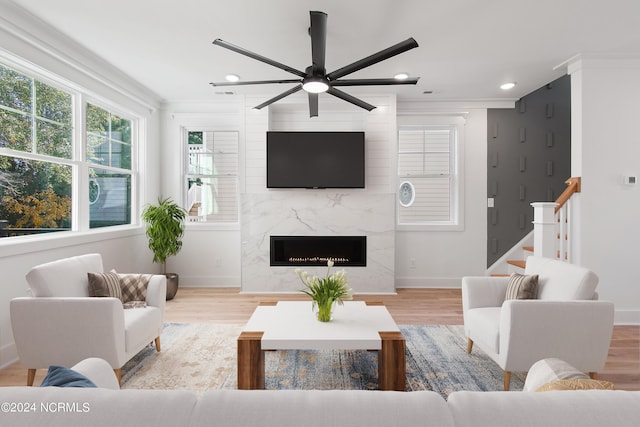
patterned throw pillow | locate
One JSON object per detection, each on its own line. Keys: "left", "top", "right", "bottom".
{"left": 88, "top": 272, "right": 123, "bottom": 302}
{"left": 524, "top": 358, "right": 590, "bottom": 392}
{"left": 536, "top": 378, "right": 615, "bottom": 392}
{"left": 112, "top": 270, "right": 151, "bottom": 304}
{"left": 506, "top": 273, "right": 538, "bottom": 300}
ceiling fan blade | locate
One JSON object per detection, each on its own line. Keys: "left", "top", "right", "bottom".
{"left": 327, "top": 87, "right": 376, "bottom": 111}
{"left": 213, "top": 39, "right": 307, "bottom": 78}
{"left": 210, "top": 79, "right": 302, "bottom": 87}
{"left": 330, "top": 77, "right": 420, "bottom": 87}
{"left": 308, "top": 93, "right": 319, "bottom": 117}
{"left": 254, "top": 85, "right": 303, "bottom": 110}
{"left": 309, "top": 11, "right": 327, "bottom": 74}
{"left": 326, "top": 38, "right": 419, "bottom": 81}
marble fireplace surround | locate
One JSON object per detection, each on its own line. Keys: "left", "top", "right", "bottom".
{"left": 241, "top": 191, "right": 395, "bottom": 293}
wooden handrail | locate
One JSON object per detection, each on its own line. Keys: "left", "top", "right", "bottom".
{"left": 554, "top": 177, "right": 581, "bottom": 213}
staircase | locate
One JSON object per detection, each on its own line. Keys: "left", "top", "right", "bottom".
{"left": 492, "top": 177, "right": 581, "bottom": 275}
{"left": 189, "top": 202, "right": 201, "bottom": 216}
{"left": 186, "top": 183, "right": 203, "bottom": 222}
{"left": 488, "top": 248, "right": 531, "bottom": 277}
{"left": 507, "top": 257, "right": 528, "bottom": 273}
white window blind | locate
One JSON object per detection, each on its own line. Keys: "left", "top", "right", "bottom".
{"left": 398, "top": 126, "right": 456, "bottom": 224}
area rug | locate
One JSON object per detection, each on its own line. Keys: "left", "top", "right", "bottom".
{"left": 121, "top": 323, "right": 524, "bottom": 397}
{"left": 120, "top": 323, "right": 242, "bottom": 391}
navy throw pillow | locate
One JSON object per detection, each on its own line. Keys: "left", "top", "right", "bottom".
{"left": 40, "top": 366, "right": 97, "bottom": 388}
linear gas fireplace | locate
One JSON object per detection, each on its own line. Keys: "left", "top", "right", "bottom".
{"left": 270, "top": 236, "right": 367, "bottom": 267}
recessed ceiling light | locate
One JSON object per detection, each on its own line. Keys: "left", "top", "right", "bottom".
{"left": 394, "top": 73, "right": 409, "bottom": 80}
{"left": 500, "top": 82, "right": 516, "bottom": 90}
{"left": 225, "top": 74, "right": 240, "bottom": 82}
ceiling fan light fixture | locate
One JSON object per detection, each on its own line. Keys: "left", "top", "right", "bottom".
{"left": 302, "top": 76, "right": 329, "bottom": 93}
{"left": 225, "top": 74, "right": 240, "bottom": 82}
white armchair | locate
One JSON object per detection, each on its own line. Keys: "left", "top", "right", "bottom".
{"left": 462, "top": 256, "right": 614, "bottom": 390}
{"left": 10, "top": 253, "right": 166, "bottom": 385}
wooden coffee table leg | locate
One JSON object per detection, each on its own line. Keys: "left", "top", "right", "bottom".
{"left": 378, "top": 331, "right": 406, "bottom": 391}
{"left": 237, "top": 331, "right": 264, "bottom": 390}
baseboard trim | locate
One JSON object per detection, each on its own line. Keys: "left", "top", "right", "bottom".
{"left": 614, "top": 309, "right": 640, "bottom": 325}
{"left": 179, "top": 276, "right": 241, "bottom": 287}
{"left": 395, "top": 277, "right": 461, "bottom": 288}
{"left": 180, "top": 276, "right": 466, "bottom": 289}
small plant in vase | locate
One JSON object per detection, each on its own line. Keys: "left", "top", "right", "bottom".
{"left": 296, "top": 259, "right": 353, "bottom": 322}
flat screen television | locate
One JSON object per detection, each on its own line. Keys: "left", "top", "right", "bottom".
{"left": 266, "top": 131, "right": 365, "bottom": 189}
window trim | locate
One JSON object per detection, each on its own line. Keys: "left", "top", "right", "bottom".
{"left": 396, "top": 115, "right": 465, "bottom": 231}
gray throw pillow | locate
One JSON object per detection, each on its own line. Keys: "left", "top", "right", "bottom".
{"left": 506, "top": 273, "right": 538, "bottom": 300}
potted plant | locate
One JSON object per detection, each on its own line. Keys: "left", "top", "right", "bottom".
{"left": 142, "top": 196, "right": 187, "bottom": 300}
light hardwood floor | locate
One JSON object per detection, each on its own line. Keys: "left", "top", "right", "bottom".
{"left": 2, "top": 288, "right": 638, "bottom": 389}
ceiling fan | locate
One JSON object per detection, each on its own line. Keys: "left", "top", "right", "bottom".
{"left": 210, "top": 11, "right": 419, "bottom": 117}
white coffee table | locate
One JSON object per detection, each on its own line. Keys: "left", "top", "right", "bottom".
{"left": 237, "top": 301, "right": 405, "bottom": 391}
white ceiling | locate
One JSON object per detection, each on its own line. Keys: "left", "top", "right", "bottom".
{"left": 12, "top": 0, "right": 640, "bottom": 104}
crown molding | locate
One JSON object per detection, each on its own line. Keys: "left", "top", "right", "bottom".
{"left": 0, "top": 0, "right": 163, "bottom": 112}
{"left": 555, "top": 52, "right": 640, "bottom": 75}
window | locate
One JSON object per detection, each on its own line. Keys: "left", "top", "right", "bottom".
{"left": 185, "top": 130, "right": 238, "bottom": 223}
{"left": 0, "top": 61, "right": 139, "bottom": 238}
{"left": 397, "top": 123, "right": 462, "bottom": 229}
{"left": 86, "top": 103, "right": 133, "bottom": 229}
{"left": 0, "top": 65, "right": 73, "bottom": 158}
{"left": 0, "top": 63, "right": 73, "bottom": 237}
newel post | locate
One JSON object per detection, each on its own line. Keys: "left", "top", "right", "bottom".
{"left": 531, "top": 202, "right": 558, "bottom": 259}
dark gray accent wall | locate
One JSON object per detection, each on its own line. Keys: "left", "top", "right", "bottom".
{"left": 487, "top": 75, "right": 571, "bottom": 267}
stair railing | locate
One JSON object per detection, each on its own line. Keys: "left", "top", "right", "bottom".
{"left": 531, "top": 177, "right": 581, "bottom": 262}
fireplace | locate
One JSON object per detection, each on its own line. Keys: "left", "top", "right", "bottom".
{"left": 270, "top": 236, "right": 367, "bottom": 267}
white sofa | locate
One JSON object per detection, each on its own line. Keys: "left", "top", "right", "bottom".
{"left": 10, "top": 254, "right": 166, "bottom": 384}
{"left": 462, "top": 256, "right": 615, "bottom": 390}
{"left": 0, "top": 358, "right": 638, "bottom": 427}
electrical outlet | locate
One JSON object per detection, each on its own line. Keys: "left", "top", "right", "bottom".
{"left": 409, "top": 258, "right": 416, "bottom": 269}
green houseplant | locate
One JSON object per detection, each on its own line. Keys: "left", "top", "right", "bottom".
{"left": 141, "top": 196, "right": 187, "bottom": 300}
